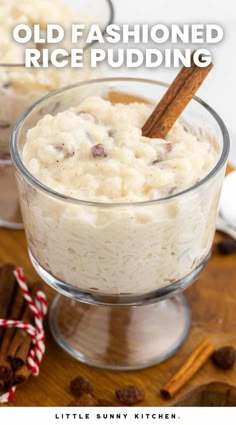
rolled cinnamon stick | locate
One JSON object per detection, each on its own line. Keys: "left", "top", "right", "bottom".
{"left": 160, "top": 338, "right": 215, "bottom": 398}
{"left": 13, "top": 364, "right": 31, "bottom": 386}
{"left": 0, "top": 379, "right": 5, "bottom": 392}
{"left": 0, "top": 264, "right": 17, "bottom": 341}
{"left": 0, "top": 264, "right": 18, "bottom": 381}
{"left": 0, "top": 284, "right": 25, "bottom": 380}
{"left": 8, "top": 330, "right": 31, "bottom": 370}
{"left": 0, "top": 267, "right": 41, "bottom": 390}
{"left": 0, "top": 356, "right": 12, "bottom": 381}
{"left": 142, "top": 53, "right": 213, "bottom": 139}
{"left": 8, "top": 284, "right": 43, "bottom": 370}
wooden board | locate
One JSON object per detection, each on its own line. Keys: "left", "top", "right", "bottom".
{"left": 0, "top": 224, "right": 236, "bottom": 407}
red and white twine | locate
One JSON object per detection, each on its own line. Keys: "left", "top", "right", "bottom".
{"left": 0, "top": 267, "right": 48, "bottom": 403}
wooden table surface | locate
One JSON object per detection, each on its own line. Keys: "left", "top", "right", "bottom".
{"left": 0, "top": 217, "right": 236, "bottom": 407}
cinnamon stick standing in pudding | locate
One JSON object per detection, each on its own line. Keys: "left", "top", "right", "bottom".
{"left": 142, "top": 53, "right": 213, "bottom": 139}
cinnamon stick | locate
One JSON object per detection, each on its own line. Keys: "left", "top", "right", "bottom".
{"left": 160, "top": 338, "right": 215, "bottom": 399}
{"left": 0, "top": 264, "right": 18, "bottom": 381}
{"left": 0, "top": 284, "right": 25, "bottom": 380}
{"left": 8, "top": 330, "right": 31, "bottom": 370}
{"left": 0, "top": 264, "right": 17, "bottom": 341}
{"left": 0, "top": 266, "right": 41, "bottom": 390}
{"left": 0, "top": 379, "right": 5, "bottom": 392}
{"left": 13, "top": 364, "right": 31, "bottom": 386}
{"left": 8, "top": 284, "right": 43, "bottom": 370}
{"left": 142, "top": 54, "right": 213, "bottom": 139}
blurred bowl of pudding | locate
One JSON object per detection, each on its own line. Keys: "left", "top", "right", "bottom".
{"left": 0, "top": 0, "right": 113, "bottom": 228}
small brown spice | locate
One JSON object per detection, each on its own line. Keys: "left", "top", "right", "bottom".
{"left": 65, "top": 151, "right": 75, "bottom": 159}
{"left": 152, "top": 158, "right": 162, "bottom": 165}
{"left": 168, "top": 186, "right": 177, "bottom": 195}
{"left": 115, "top": 385, "right": 144, "bottom": 405}
{"left": 91, "top": 144, "right": 108, "bottom": 158}
{"left": 0, "top": 120, "right": 10, "bottom": 129}
{"left": 108, "top": 129, "right": 116, "bottom": 137}
{"left": 212, "top": 346, "right": 236, "bottom": 370}
{"left": 3, "top": 82, "right": 11, "bottom": 89}
{"left": 166, "top": 143, "right": 173, "bottom": 152}
{"left": 68, "top": 393, "right": 97, "bottom": 407}
{"left": 55, "top": 144, "right": 75, "bottom": 159}
{"left": 217, "top": 239, "right": 236, "bottom": 255}
{"left": 70, "top": 375, "right": 93, "bottom": 397}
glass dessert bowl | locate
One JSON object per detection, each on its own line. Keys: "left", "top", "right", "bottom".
{"left": 10, "top": 78, "right": 229, "bottom": 370}
{"left": 0, "top": 0, "right": 114, "bottom": 228}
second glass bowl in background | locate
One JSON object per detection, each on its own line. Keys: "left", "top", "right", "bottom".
{"left": 0, "top": 0, "right": 114, "bottom": 228}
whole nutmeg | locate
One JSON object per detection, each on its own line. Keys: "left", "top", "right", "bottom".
{"left": 115, "top": 385, "right": 144, "bottom": 405}
{"left": 212, "top": 346, "right": 236, "bottom": 370}
{"left": 70, "top": 376, "right": 93, "bottom": 397}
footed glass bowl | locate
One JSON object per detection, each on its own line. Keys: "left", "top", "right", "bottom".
{"left": 11, "top": 78, "right": 229, "bottom": 369}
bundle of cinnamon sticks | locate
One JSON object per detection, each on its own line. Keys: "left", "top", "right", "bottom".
{"left": 0, "top": 264, "right": 41, "bottom": 392}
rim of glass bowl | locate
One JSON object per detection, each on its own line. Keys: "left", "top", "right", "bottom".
{"left": 10, "top": 77, "right": 230, "bottom": 208}
{"left": 0, "top": 0, "right": 114, "bottom": 67}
